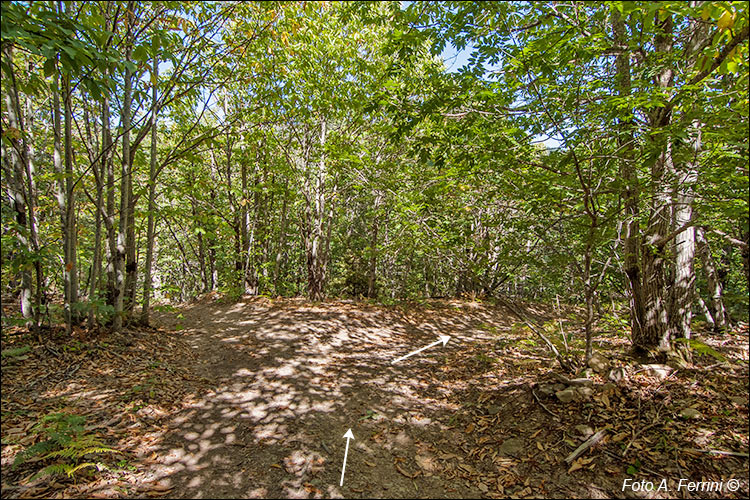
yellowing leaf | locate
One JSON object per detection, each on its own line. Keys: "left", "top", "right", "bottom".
{"left": 568, "top": 460, "right": 583, "bottom": 473}
{"left": 717, "top": 10, "right": 734, "bottom": 31}
{"left": 701, "top": 7, "right": 710, "bottom": 21}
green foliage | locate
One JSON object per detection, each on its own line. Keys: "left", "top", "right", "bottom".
{"left": 674, "top": 338, "right": 727, "bottom": 362}
{"left": 13, "top": 412, "right": 116, "bottom": 482}
{"left": 1, "top": 345, "right": 31, "bottom": 358}
{"left": 626, "top": 458, "right": 642, "bottom": 475}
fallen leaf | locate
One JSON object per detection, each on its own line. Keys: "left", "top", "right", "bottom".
{"left": 395, "top": 464, "right": 420, "bottom": 479}
{"left": 465, "top": 423, "right": 475, "bottom": 433}
{"left": 568, "top": 459, "right": 584, "bottom": 473}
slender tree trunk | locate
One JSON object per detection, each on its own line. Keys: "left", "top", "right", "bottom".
{"left": 23, "top": 66, "right": 43, "bottom": 334}
{"left": 306, "top": 119, "right": 328, "bottom": 300}
{"left": 367, "top": 193, "right": 382, "bottom": 298}
{"left": 84, "top": 103, "right": 104, "bottom": 330}
{"left": 141, "top": 55, "right": 158, "bottom": 325}
{"left": 114, "top": 20, "right": 134, "bottom": 331}
{"left": 51, "top": 57, "right": 72, "bottom": 334}
{"left": 274, "top": 180, "right": 289, "bottom": 293}
{"left": 2, "top": 46, "right": 35, "bottom": 333}
{"left": 696, "top": 226, "right": 727, "bottom": 331}
{"left": 62, "top": 67, "right": 79, "bottom": 325}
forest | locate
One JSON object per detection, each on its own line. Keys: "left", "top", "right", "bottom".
{"left": 1, "top": 1, "right": 748, "bottom": 498}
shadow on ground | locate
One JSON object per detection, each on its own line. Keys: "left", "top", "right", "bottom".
{"left": 140, "top": 298, "right": 514, "bottom": 498}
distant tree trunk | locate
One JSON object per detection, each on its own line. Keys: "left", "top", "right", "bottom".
{"left": 742, "top": 230, "right": 749, "bottom": 289}
{"left": 83, "top": 102, "right": 104, "bottom": 330}
{"left": 273, "top": 180, "right": 289, "bottom": 293}
{"left": 240, "top": 147, "right": 251, "bottom": 293}
{"left": 305, "top": 119, "right": 328, "bottom": 301}
{"left": 63, "top": 66, "right": 79, "bottom": 325}
{"left": 141, "top": 55, "right": 159, "bottom": 325}
{"left": 696, "top": 227, "right": 727, "bottom": 331}
{"left": 51, "top": 58, "right": 72, "bottom": 334}
{"left": 367, "top": 193, "right": 383, "bottom": 298}
{"left": 2, "top": 45, "right": 36, "bottom": 333}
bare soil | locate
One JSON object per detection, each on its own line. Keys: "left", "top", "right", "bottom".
{"left": 2, "top": 296, "right": 748, "bottom": 499}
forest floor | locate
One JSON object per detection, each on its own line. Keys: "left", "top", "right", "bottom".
{"left": 1, "top": 296, "right": 749, "bottom": 499}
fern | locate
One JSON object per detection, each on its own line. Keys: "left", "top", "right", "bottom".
{"left": 13, "top": 440, "right": 55, "bottom": 468}
{"left": 674, "top": 338, "right": 726, "bottom": 362}
{"left": 13, "top": 412, "right": 117, "bottom": 482}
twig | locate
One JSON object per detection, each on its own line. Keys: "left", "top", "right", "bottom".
{"left": 622, "top": 422, "right": 659, "bottom": 457}
{"left": 565, "top": 429, "right": 607, "bottom": 464}
{"left": 530, "top": 387, "right": 558, "bottom": 417}
{"left": 682, "top": 448, "right": 749, "bottom": 458}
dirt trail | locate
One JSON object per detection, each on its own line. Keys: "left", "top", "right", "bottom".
{"left": 145, "top": 297, "right": 500, "bottom": 498}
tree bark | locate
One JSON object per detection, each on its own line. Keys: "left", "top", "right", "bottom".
{"left": 305, "top": 119, "right": 328, "bottom": 301}
{"left": 141, "top": 55, "right": 159, "bottom": 325}
{"left": 639, "top": 13, "right": 674, "bottom": 353}
{"left": 696, "top": 226, "right": 727, "bottom": 331}
{"left": 2, "top": 45, "right": 36, "bottom": 333}
{"left": 83, "top": 101, "right": 103, "bottom": 330}
{"left": 670, "top": 120, "right": 699, "bottom": 339}
{"left": 612, "top": 9, "right": 646, "bottom": 350}
{"left": 114, "top": 10, "right": 134, "bottom": 331}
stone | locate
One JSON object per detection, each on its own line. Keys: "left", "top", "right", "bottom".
{"left": 642, "top": 364, "right": 673, "bottom": 381}
{"left": 601, "top": 382, "right": 617, "bottom": 396}
{"left": 556, "top": 387, "right": 578, "bottom": 403}
{"left": 538, "top": 384, "right": 557, "bottom": 397}
{"left": 680, "top": 408, "right": 702, "bottom": 419}
{"left": 499, "top": 438, "right": 524, "bottom": 457}
{"left": 575, "top": 425, "right": 594, "bottom": 438}
{"left": 487, "top": 405, "right": 501, "bottom": 415}
{"left": 552, "top": 383, "right": 567, "bottom": 392}
{"left": 730, "top": 396, "right": 748, "bottom": 406}
{"left": 588, "top": 352, "right": 610, "bottom": 374}
{"left": 567, "top": 378, "right": 594, "bottom": 387}
{"left": 576, "top": 386, "right": 594, "bottom": 400}
{"left": 608, "top": 366, "right": 627, "bottom": 383}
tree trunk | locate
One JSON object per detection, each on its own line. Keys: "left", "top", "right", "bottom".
{"left": 273, "top": 180, "right": 289, "bottom": 293}
{"left": 612, "top": 10, "right": 646, "bottom": 350}
{"left": 141, "top": 55, "right": 159, "bottom": 325}
{"left": 670, "top": 120, "right": 699, "bottom": 339}
{"left": 367, "top": 193, "right": 383, "bottom": 298}
{"left": 2, "top": 45, "right": 35, "bottom": 333}
{"left": 638, "top": 13, "right": 674, "bottom": 353}
{"left": 696, "top": 227, "right": 727, "bottom": 331}
{"left": 114, "top": 22, "right": 134, "bottom": 331}
{"left": 84, "top": 102, "right": 103, "bottom": 330}
{"left": 62, "top": 67, "right": 79, "bottom": 326}
{"left": 306, "top": 119, "right": 328, "bottom": 301}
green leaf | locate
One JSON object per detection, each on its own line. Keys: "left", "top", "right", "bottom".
{"left": 43, "top": 58, "right": 56, "bottom": 77}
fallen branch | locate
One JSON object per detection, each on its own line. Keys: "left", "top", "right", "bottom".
{"left": 565, "top": 429, "right": 607, "bottom": 464}
{"left": 496, "top": 296, "right": 572, "bottom": 372}
{"left": 682, "top": 448, "right": 749, "bottom": 458}
{"left": 530, "top": 386, "right": 558, "bottom": 418}
{"left": 551, "top": 373, "right": 592, "bottom": 386}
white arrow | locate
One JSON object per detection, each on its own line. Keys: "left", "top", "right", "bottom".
{"left": 391, "top": 335, "right": 451, "bottom": 364}
{"left": 339, "top": 428, "right": 354, "bottom": 487}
